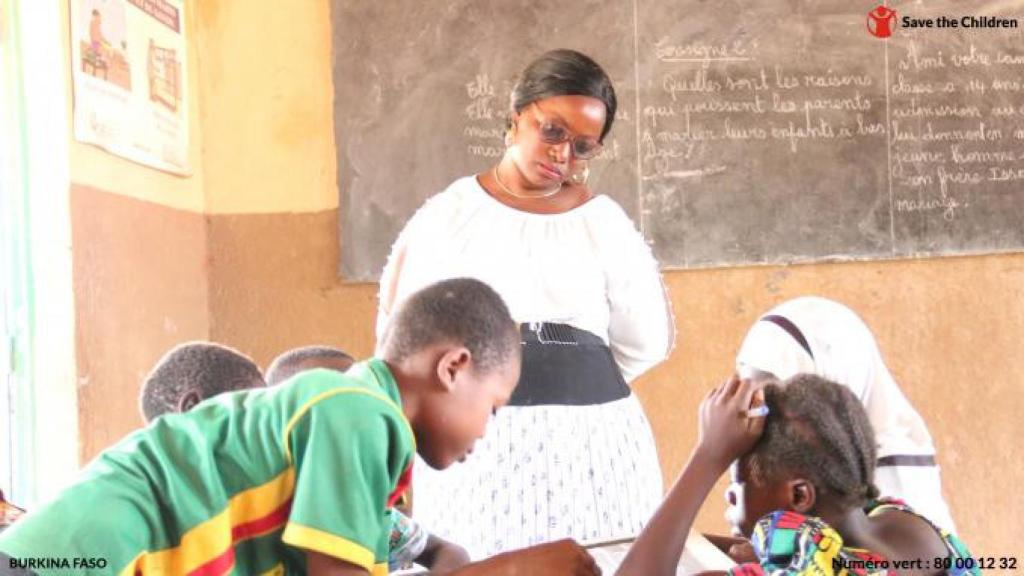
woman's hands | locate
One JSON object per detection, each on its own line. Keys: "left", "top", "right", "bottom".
{"left": 695, "top": 374, "right": 767, "bottom": 472}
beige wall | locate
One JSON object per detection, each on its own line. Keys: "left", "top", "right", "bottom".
{"left": 194, "top": 0, "right": 337, "bottom": 215}
{"left": 67, "top": 0, "right": 1022, "bottom": 560}
{"left": 61, "top": 0, "right": 210, "bottom": 459}
{"left": 70, "top": 185, "right": 210, "bottom": 458}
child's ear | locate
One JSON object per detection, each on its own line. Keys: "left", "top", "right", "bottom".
{"left": 177, "top": 389, "right": 202, "bottom": 413}
{"left": 435, "top": 347, "right": 472, "bottom": 392}
{"left": 787, "top": 479, "right": 817, "bottom": 514}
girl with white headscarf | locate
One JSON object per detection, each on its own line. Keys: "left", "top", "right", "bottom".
{"left": 735, "top": 295, "right": 957, "bottom": 532}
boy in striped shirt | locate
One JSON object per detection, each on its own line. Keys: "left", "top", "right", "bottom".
{"left": 0, "top": 278, "right": 599, "bottom": 576}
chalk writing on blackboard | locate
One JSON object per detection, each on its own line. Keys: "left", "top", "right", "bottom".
{"left": 332, "top": 0, "right": 1024, "bottom": 281}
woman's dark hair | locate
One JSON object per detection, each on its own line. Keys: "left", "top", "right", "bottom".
{"left": 511, "top": 49, "right": 617, "bottom": 142}
{"left": 747, "top": 374, "right": 880, "bottom": 510}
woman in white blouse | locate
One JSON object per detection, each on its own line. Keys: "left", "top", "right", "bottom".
{"left": 377, "top": 49, "right": 675, "bottom": 558}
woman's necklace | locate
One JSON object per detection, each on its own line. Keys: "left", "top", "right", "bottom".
{"left": 493, "top": 165, "right": 561, "bottom": 200}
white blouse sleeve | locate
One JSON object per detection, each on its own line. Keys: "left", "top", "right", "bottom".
{"left": 375, "top": 233, "right": 406, "bottom": 348}
{"left": 600, "top": 204, "right": 676, "bottom": 383}
{"left": 375, "top": 204, "right": 429, "bottom": 350}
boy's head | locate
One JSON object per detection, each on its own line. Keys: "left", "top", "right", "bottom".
{"left": 380, "top": 278, "right": 521, "bottom": 470}
{"left": 725, "top": 374, "right": 878, "bottom": 537}
{"left": 140, "top": 341, "right": 266, "bottom": 422}
{"left": 265, "top": 345, "right": 355, "bottom": 385}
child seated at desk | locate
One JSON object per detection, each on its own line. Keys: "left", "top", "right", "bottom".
{"left": 140, "top": 342, "right": 470, "bottom": 573}
{"left": 139, "top": 341, "right": 266, "bottom": 421}
{"left": 0, "top": 278, "right": 600, "bottom": 576}
{"left": 619, "top": 374, "right": 978, "bottom": 576}
{"left": 265, "top": 345, "right": 355, "bottom": 386}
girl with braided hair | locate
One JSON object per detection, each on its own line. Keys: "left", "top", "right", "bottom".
{"left": 619, "top": 374, "right": 978, "bottom": 576}
{"left": 735, "top": 296, "right": 956, "bottom": 532}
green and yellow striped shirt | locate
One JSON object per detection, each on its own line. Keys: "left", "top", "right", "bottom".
{"left": 0, "top": 360, "right": 416, "bottom": 575}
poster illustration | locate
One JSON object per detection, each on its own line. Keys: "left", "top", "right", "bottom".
{"left": 70, "top": 0, "right": 189, "bottom": 174}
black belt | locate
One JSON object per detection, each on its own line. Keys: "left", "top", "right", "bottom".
{"left": 877, "top": 454, "right": 937, "bottom": 467}
{"left": 508, "top": 322, "right": 630, "bottom": 407}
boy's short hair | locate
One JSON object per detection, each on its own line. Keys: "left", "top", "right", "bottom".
{"left": 140, "top": 341, "right": 265, "bottom": 422}
{"left": 265, "top": 345, "right": 355, "bottom": 385}
{"left": 748, "top": 373, "right": 879, "bottom": 509}
{"left": 380, "top": 278, "right": 519, "bottom": 373}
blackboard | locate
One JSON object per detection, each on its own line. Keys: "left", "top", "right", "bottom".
{"left": 332, "top": 1, "right": 1024, "bottom": 281}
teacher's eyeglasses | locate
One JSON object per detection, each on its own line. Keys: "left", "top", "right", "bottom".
{"left": 529, "top": 103, "right": 603, "bottom": 160}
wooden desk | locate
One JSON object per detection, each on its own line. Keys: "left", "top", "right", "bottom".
{"left": 393, "top": 532, "right": 736, "bottom": 575}
{"left": 584, "top": 532, "right": 736, "bottom": 575}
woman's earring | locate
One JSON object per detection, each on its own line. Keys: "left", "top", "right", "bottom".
{"left": 570, "top": 164, "right": 590, "bottom": 186}
{"left": 504, "top": 118, "right": 518, "bottom": 148}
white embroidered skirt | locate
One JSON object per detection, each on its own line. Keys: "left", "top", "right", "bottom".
{"left": 411, "top": 393, "right": 664, "bottom": 559}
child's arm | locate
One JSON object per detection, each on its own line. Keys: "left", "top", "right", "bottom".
{"left": 384, "top": 507, "right": 470, "bottom": 571}
{"left": 283, "top": 392, "right": 417, "bottom": 574}
{"left": 416, "top": 533, "right": 471, "bottom": 572}
{"left": 703, "top": 534, "right": 742, "bottom": 554}
{"left": 615, "top": 444, "right": 727, "bottom": 576}
{"left": 616, "top": 376, "right": 765, "bottom": 576}
{"left": 702, "top": 535, "right": 757, "bottom": 564}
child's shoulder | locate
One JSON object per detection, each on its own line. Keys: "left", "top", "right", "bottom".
{"left": 868, "top": 499, "right": 975, "bottom": 572}
{"left": 738, "top": 511, "right": 890, "bottom": 575}
{"left": 749, "top": 510, "right": 838, "bottom": 549}
{"left": 285, "top": 361, "right": 406, "bottom": 423}
{"left": 278, "top": 363, "right": 414, "bottom": 465}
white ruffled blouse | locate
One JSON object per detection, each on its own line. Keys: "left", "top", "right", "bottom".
{"left": 376, "top": 176, "right": 675, "bottom": 383}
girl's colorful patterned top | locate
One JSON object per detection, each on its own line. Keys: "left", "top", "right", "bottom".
{"left": 729, "top": 498, "right": 978, "bottom": 576}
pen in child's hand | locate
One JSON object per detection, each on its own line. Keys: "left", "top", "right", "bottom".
{"left": 745, "top": 405, "right": 769, "bottom": 418}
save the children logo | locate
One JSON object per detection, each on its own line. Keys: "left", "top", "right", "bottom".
{"left": 866, "top": 5, "right": 898, "bottom": 38}
{"left": 865, "top": 3, "right": 1020, "bottom": 37}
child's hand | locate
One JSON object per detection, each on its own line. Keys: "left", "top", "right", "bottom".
{"left": 419, "top": 535, "right": 471, "bottom": 572}
{"left": 453, "top": 539, "right": 601, "bottom": 575}
{"left": 695, "top": 374, "right": 766, "bottom": 469}
{"left": 727, "top": 541, "right": 757, "bottom": 564}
